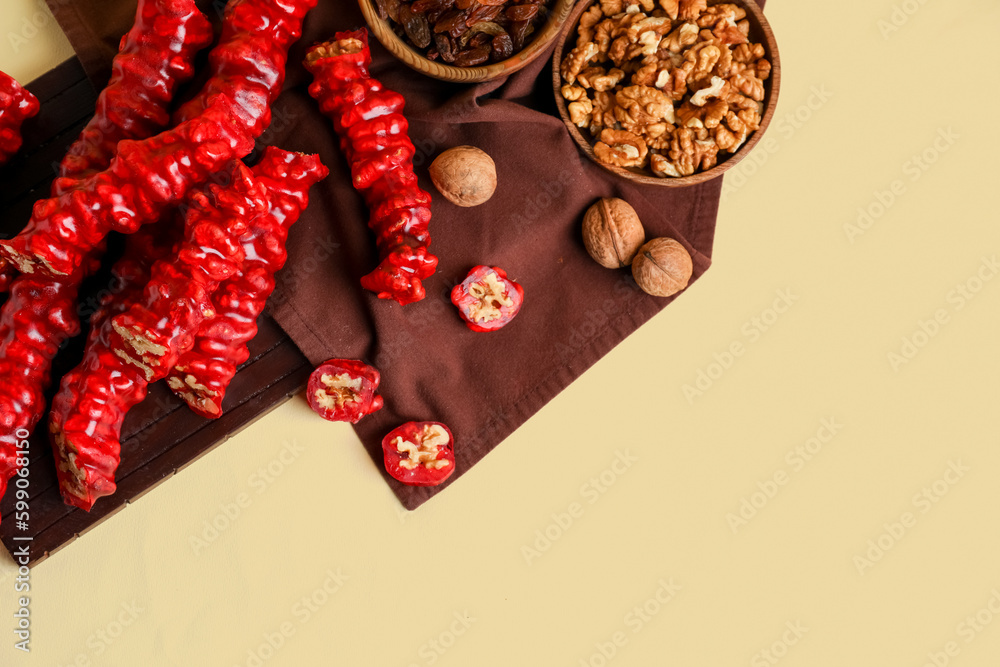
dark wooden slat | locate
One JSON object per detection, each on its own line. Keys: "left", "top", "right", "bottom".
{"left": 18, "top": 57, "right": 88, "bottom": 103}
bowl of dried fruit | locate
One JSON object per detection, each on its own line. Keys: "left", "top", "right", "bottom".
{"left": 359, "top": 0, "right": 577, "bottom": 82}
{"left": 553, "top": 0, "right": 780, "bottom": 187}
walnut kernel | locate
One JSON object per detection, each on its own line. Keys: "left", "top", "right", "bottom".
{"left": 594, "top": 128, "right": 649, "bottom": 168}
{"left": 395, "top": 424, "right": 451, "bottom": 471}
{"left": 559, "top": 0, "right": 772, "bottom": 178}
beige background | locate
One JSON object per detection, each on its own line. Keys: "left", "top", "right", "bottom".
{"left": 2, "top": 0, "right": 999, "bottom": 664}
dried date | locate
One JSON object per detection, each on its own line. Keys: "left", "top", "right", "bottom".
{"left": 506, "top": 4, "right": 538, "bottom": 21}
{"left": 454, "top": 44, "right": 491, "bottom": 66}
{"left": 492, "top": 32, "right": 513, "bottom": 60}
{"left": 435, "top": 32, "right": 457, "bottom": 62}
{"left": 466, "top": 4, "right": 503, "bottom": 25}
{"left": 375, "top": 0, "right": 402, "bottom": 21}
{"left": 411, "top": 0, "right": 451, "bottom": 11}
{"left": 508, "top": 18, "right": 532, "bottom": 50}
{"left": 382, "top": 0, "right": 552, "bottom": 65}
{"left": 434, "top": 9, "right": 468, "bottom": 34}
{"left": 400, "top": 5, "right": 432, "bottom": 48}
{"left": 468, "top": 32, "right": 492, "bottom": 48}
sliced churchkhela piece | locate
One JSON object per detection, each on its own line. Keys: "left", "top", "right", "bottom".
{"left": 166, "top": 148, "right": 328, "bottom": 418}
{"left": 305, "top": 359, "right": 383, "bottom": 424}
{"left": 304, "top": 29, "right": 438, "bottom": 306}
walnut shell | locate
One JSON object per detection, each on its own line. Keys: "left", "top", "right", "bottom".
{"left": 582, "top": 198, "right": 646, "bottom": 269}
{"left": 429, "top": 146, "right": 497, "bottom": 207}
{"left": 631, "top": 237, "right": 693, "bottom": 297}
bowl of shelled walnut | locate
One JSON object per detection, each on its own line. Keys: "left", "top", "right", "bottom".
{"left": 359, "top": 0, "right": 577, "bottom": 83}
{"left": 553, "top": 0, "right": 780, "bottom": 187}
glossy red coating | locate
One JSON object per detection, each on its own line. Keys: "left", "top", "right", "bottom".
{"left": 0, "top": 265, "right": 14, "bottom": 294}
{"left": 174, "top": 0, "right": 318, "bottom": 134}
{"left": 305, "top": 29, "right": 439, "bottom": 306}
{"left": 166, "top": 148, "right": 328, "bottom": 418}
{"left": 109, "top": 162, "right": 269, "bottom": 380}
{"left": 3, "top": 1, "right": 213, "bottom": 513}
{"left": 0, "top": 69, "right": 39, "bottom": 165}
{"left": 0, "top": 275, "right": 89, "bottom": 503}
{"left": 0, "top": 97, "right": 254, "bottom": 279}
{"left": 49, "top": 164, "right": 268, "bottom": 511}
{"left": 48, "top": 323, "right": 149, "bottom": 511}
{"left": 55, "top": 0, "right": 213, "bottom": 191}
{"left": 47, "top": 224, "right": 180, "bottom": 511}
{"left": 44, "top": 0, "right": 321, "bottom": 510}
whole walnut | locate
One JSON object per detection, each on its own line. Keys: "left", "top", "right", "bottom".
{"left": 582, "top": 198, "right": 646, "bottom": 269}
{"left": 429, "top": 146, "right": 497, "bottom": 207}
{"left": 631, "top": 237, "right": 693, "bottom": 297}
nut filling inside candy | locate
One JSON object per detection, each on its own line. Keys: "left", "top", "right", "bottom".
{"left": 111, "top": 322, "right": 169, "bottom": 380}
{"left": 306, "top": 38, "right": 363, "bottom": 63}
{"left": 314, "top": 373, "right": 364, "bottom": 410}
{"left": 51, "top": 429, "right": 86, "bottom": 498}
{"left": 167, "top": 373, "right": 220, "bottom": 416}
{"left": 467, "top": 272, "right": 514, "bottom": 324}
{"left": 394, "top": 424, "right": 452, "bottom": 471}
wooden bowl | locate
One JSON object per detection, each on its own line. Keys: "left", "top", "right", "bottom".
{"left": 359, "top": 0, "right": 578, "bottom": 83}
{"left": 552, "top": 0, "right": 781, "bottom": 187}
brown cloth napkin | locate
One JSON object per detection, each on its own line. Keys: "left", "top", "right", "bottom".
{"left": 45, "top": 0, "right": 760, "bottom": 510}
